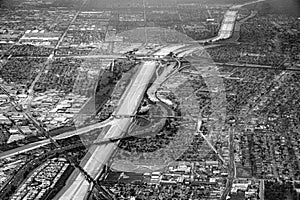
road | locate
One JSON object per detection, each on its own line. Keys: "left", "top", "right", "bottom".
{"left": 216, "top": 10, "right": 238, "bottom": 41}
{"left": 231, "top": 0, "right": 265, "bottom": 9}
{"left": 196, "top": 0, "right": 265, "bottom": 43}
{"left": 0, "top": 44, "right": 202, "bottom": 161}
{"left": 57, "top": 61, "right": 157, "bottom": 200}
{"left": 221, "top": 128, "right": 235, "bottom": 200}
{"left": 0, "top": 0, "right": 267, "bottom": 197}
{"left": 152, "top": 44, "right": 186, "bottom": 57}
{"left": 216, "top": 62, "right": 300, "bottom": 72}
{"left": 24, "top": 0, "right": 90, "bottom": 109}
{"left": 197, "top": 119, "right": 226, "bottom": 164}
{"left": 196, "top": 10, "right": 238, "bottom": 43}
{"left": 0, "top": 119, "right": 113, "bottom": 160}
{"left": 259, "top": 179, "right": 265, "bottom": 200}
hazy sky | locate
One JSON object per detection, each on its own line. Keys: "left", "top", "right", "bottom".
{"left": 266, "top": 0, "right": 300, "bottom": 16}
{"left": 0, "top": 0, "right": 299, "bottom": 16}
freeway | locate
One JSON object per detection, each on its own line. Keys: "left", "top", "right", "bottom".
{"left": 0, "top": 44, "right": 202, "bottom": 161}
{"left": 153, "top": 44, "right": 186, "bottom": 57}
{"left": 216, "top": 10, "right": 238, "bottom": 40}
{"left": 197, "top": 10, "right": 238, "bottom": 43}
{"left": 57, "top": 61, "right": 157, "bottom": 200}
{"left": 231, "top": 0, "right": 265, "bottom": 9}
{"left": 0, "top": 1, "right": 269, "bottom": 198}
{"left": 0, "top": 119, "right": 113, "bottom": 160}
{"left": 196, "top": 0, "right": 265, "bottom": 43}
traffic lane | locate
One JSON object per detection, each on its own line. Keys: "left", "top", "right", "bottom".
{"left": 153, "top": 44, "right": 186, "bottom": 56}
{"left": 59, "top": 78, "right": 151, "bottom": 198}
{"left": 58, "top": 62, "right": 157, "bottom": 199}
{"left": 52, "top": 125, "right": 113, "bottom": 200}
{"left": 66, "top": 120, "right": 130, "bottom": 198}
{"left": 77, "top": 62, "right": 157, "bottom": 195}
{"left": 117, "top": 61, "right": 157, "bottom": 116}
{"left": 0, "top": 120, "right": 112, "bottom": 160}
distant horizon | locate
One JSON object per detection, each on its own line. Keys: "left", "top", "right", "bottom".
{"left": 0, "top": 0, "right": 299, "bottom": 16}
{"left": 261, "top": 0, "right": 299, "bottom": 16}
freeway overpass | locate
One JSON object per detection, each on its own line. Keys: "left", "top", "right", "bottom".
{"left": 0, "top": 44, "right": 203, "bottom": 161}
{"left": 0, "top": 119, "right": 113, "bottom": 160}
{"left": 1, "top": 43, "right": 218, "bottom": 199}
{"left": 56, "top": 61, "right": 157, "bottom": 200}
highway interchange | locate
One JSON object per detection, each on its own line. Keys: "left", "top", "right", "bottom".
{"left": 58, "top": 61, "right": 158, "bottom": 200}
{"left": 56, "top": 43, "right": 217, "bottom": 199}
{"left": 0, "top": 1, "right": 266, "bottom": 199}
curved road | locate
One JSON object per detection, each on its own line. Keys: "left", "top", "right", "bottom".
{"left": 1, "top": 1, "right": 267, "bottom": 198}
